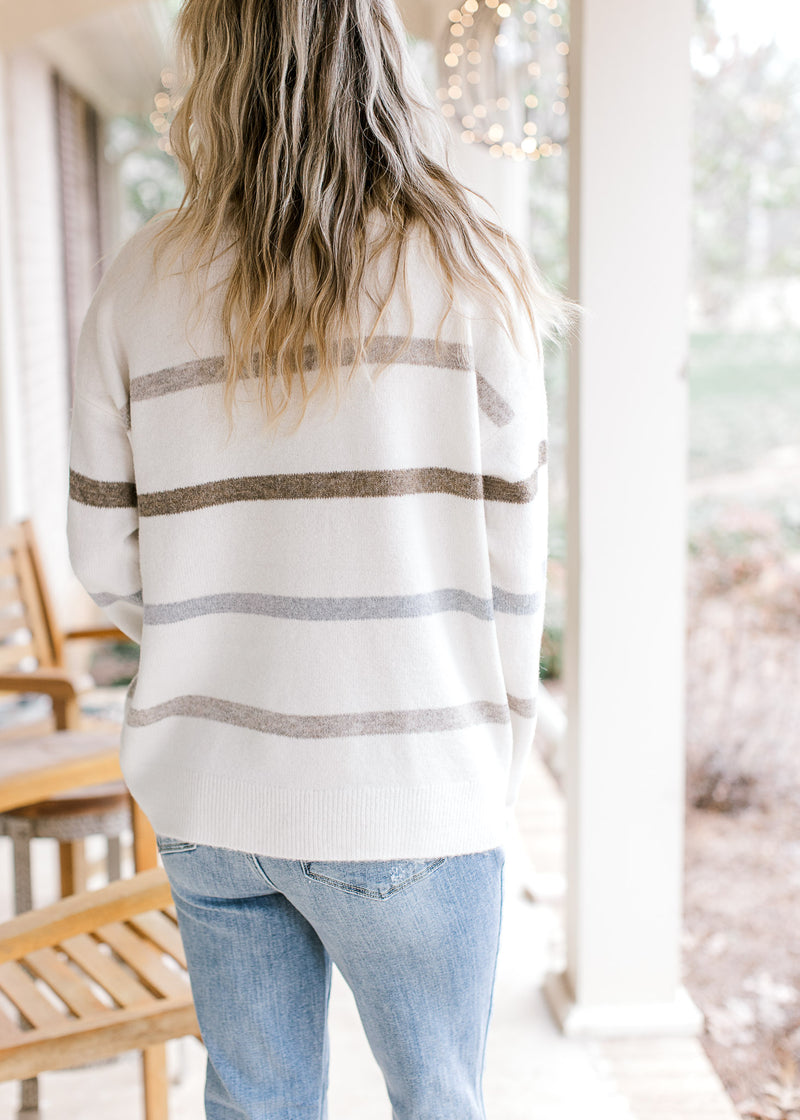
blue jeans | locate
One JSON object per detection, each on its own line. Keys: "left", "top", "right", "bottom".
{"left": 156, "top": 836, "right": 505, "bottom": 1120}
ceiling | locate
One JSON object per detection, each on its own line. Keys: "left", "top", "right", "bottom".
{"left": 0, "top": 0, "right": 452, "bottom": 117}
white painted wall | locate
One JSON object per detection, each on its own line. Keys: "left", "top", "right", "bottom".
{"left": 3, "top": 47, "right": 72, "bottom": 606}
{"left": 0, "top": 53, "right": 26, "bottom": 527}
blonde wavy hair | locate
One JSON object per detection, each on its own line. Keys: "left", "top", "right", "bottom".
{"left": 150, "top": 0, "right": 580, "bottom": 432}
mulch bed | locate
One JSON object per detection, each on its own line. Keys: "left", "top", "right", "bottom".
{"left": 683, "top": 501, "right": 800, "bottom": 1117}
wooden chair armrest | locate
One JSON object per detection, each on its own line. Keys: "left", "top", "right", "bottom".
{"left": 63, "top": 625, "right": 132, "bottom": 643}
{"left": 0, "top": 669, "right": 82, "bottom": 701}
{"left": 0, "top": 867, "right": 172, "bottom": 964}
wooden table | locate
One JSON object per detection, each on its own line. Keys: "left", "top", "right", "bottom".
{"left": 0, "top": 730, "right": 122, "bottom": 814}
{"left": 0, "top": 729, "right": 155, "bottom": 869}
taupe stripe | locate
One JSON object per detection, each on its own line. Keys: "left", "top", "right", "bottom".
{"left": 130, "top": 337, "right": 473, "bottom": 404}
{"left": 145, "top": 588, "right": 495, "bottom": 625}
{"left": 91, "top": 589, "right": 143, "bottom": 608}
{"left": 144, "top": 586, "right": 540, "bottom": 625}
{"left": 131, "top": 356, "right": 225, "bottom": 402}
{"left": 138, "top": 464, "right": 541, "bottom": 516}
{"left": 126, "top": 695, "right": 511, "bottom": 737}
{"left": 477, "top": 374, "right": 514, "bottom": 427}
{"left": 69, "top": 469, "right": 137, "bottom": 509}
{"left": 507, "top": 693, "right": 537, "bottom": 718}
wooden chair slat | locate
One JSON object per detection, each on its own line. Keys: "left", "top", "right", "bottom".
{"left": 0, "top": 1007, "right": 26, "bottom": 1049}
{"left": 0, "top": 998, "right": 200, "bottom": 1082}
{"left": 95, "top": 922, "right": 190, "bottom": 1001}
{"left": 0, "top": 641, "right": 37, "bottom": 673}
{"left": 21, "top": 520, "right": 64, "bottom": 666}
{"left": 0, "top": 962, "right": 65, "bottom": 1030}
{"left": 12, "top": 532, "right": 57, "bottom": 667}
{"left": 23, "top": 948, "right": 107, "bottom": 1018}
{"left": 0, "top": 612, "right": 28, "bottom": 643}
{"left": 0, "top": 523, "right": 25, "bottom": 551}
{"left": 60, "top": 934, "right": 155, "bottom": 1008}
{"left": 0, "top": 867, "right": 169, "bottom": 962}
{"left": 127, "top": 911, "right": 187, "bottom": 968}
{"left": 0, "top": 585, "right": 21, "bottom": 612}
{"left": 0, "top": 555, "right": 17, "bottom": 581}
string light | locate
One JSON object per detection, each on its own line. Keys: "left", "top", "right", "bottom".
{"left": 439, "top": 0, "right": 569, "bottom": 160}
{"left": 149, "top": 68, "right": 182, "bottom": 156}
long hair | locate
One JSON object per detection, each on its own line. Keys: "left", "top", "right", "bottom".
{"left": 150, "top": 0, "right": 581, "bottom": 433}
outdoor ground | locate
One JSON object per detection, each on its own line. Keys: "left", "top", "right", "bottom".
{"left": 679, "top": 331, "right": 800, "bottom": 1119}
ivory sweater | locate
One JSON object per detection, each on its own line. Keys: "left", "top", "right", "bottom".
{"left": 67, "top": 214, "right": 549, "bottom": 860}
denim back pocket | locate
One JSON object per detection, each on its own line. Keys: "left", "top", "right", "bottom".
{"left": 155, "top": 834, "right": 197, "bottom": 855}
{"left": 301, "top": 856, "right": 448, "bottom": 899}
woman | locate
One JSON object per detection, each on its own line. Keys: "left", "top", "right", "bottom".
{"left": 67, "top": 0, "right": 578, "bottom": 1116}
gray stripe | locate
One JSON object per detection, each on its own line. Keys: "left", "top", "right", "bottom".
{"left": 126, "top": 695, "right": 511, "bottom": 738}
{"left": 91, "top": 589, "right": 144, "bottom": 608}
{"left": 507, "top": 693, "right": 537, "bottom": 718}
{"left": 476, "top": 374, "right": 514, "bottom": 427}
{"left": 144, "top": 588, "right": 495, "bottom": 625}
{"left": 491, "top": 587, "right": 542, "bottom": 615}
{"left": 143, "top": 587, "right": 540, "bottom": 625}
{"left": 129, "top": 337, "right": 473, "bottom": 404}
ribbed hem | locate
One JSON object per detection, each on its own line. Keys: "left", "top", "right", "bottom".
{"left": 132, "top": 767, "right": 509, "bottom": 860}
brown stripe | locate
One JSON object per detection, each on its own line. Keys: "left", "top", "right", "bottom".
{"left": 138, "top": 464, "right": 541, "bottom": 516}
{"left": 507, "top": 693, "right": 537, "bottom": 718}
{"left": 69, "top": 469, "right": 137, "bottom": 509}
{"left": 130, "top": 336, "right": 473, "bottom": 404}
{"left": 126, "top": 694, "right": 510, "bottom": 738}
{"left": 476, "top": 374, "right": 514, "bottom": 427}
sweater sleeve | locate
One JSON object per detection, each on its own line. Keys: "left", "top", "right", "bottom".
{"left": 66, "top": 272, "right": 143, "bottom": 645}
{"left": 476, "top": 310, "right": 550, "bottom": 810}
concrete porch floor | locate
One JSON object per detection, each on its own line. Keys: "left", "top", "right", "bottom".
{"left": 0, "top": 728, "right": 740, "bottom": 1119}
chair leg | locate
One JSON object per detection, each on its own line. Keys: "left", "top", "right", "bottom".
{"left": 58, "top": 840, "right": 87, "bottom": 896}
{"left": 18, "top": 1074, "right": 39, "bottom": 1119}
{"left": 107, "top": 835, "right": 122, "bottom": 881}
{"left": 9, "top": 829, "right": 40, "bottom": 1117}
{"left": 142, "top": 1045, "right": 169, "bottom": 1120}
{"left": 11, "top": 830, "right": 34, "bottom": 914}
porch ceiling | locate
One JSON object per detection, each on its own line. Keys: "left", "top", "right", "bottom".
{"left": 0, "top": 0, "right": 451, "bottom": 106}
{"left": 2, "top": 1, "right": 172, "bottom": 117}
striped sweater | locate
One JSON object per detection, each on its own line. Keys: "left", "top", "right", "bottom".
{"left": 67, "top": 215, "right": 549, "bottom": 860}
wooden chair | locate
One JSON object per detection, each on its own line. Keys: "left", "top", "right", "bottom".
{"left": 0, "top": 518, "right": 143, "bottom": 896}
{"left": 0, "top": 867, "right": 202, "bottom": 1119}
{"left": 0, "top": 733, "right": 174, "bottom": 1118}
{"left": 0, "top": 519, "right": 166, "bottom": 1115}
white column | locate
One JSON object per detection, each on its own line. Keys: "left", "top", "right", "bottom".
{"left": 542, "top": 0, "right": 704, "bottom": 1035}
{"left": 0, "top": 51, "right": 27, "bottom": 525}
{"left": 448, "top": 138, "right": 532, "bottom": 247}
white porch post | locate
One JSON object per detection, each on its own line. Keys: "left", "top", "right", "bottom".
{"left": 542, "top": 0, "right": 704, "bottom": 1035}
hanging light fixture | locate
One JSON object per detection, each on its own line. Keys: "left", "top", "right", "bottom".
{"left": 436, "top": 0, "right": 570, "bottom": 161}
